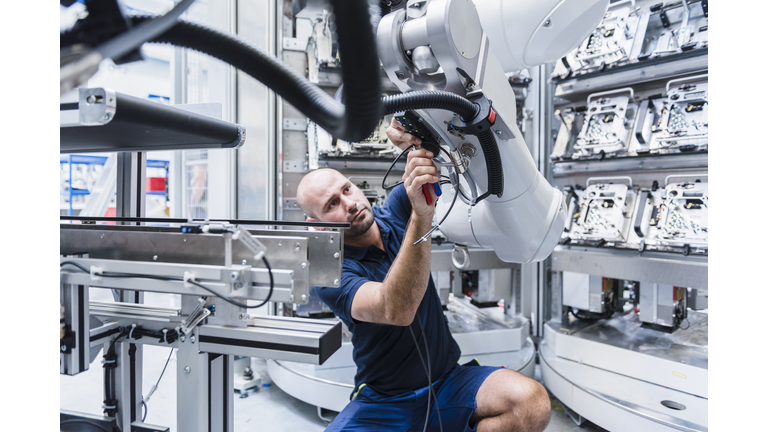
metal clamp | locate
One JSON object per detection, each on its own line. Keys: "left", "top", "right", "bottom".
{"left": 666, "top": 74, "right": 708, "bottom": 93}
{"left": 451, "top": 245, "right": 470, "bottom": 270}
{"left": 586, "top": 176, "right": 633, "bottom": 188}
{"left": 587, "top": 87, "right": 634, "bottom": 104}
{"left": 664, "top": 173, "right": 708, "bottom": 186}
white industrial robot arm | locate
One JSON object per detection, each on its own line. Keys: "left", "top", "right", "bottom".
{"left": 377, "top": 0, "right": 609, "bottom": 263}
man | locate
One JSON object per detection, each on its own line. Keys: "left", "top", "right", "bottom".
{"left": 295, "top": 118, "right": 551, "bottom": 432}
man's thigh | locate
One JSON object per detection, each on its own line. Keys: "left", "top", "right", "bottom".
{"left": 324, "top": 389, "right": 416, "bottom": 432}
{"left": 430, "top": 365, "right": 500, "bottom": 431}
{"left": 472, "top": 368, "right": 541, "bottom": 419}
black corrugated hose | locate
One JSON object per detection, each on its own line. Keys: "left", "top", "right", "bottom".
{"left": 474, "top": 129, "right": 504, "bottom": 200}
{"left": 381, "top": 91, "right": 478, "bottom": 120}
{"left": 63, "top": 8, "right": 504, "bottom": 197}
{"left": 129, "top": 0, "right": 382, "bottom": 143}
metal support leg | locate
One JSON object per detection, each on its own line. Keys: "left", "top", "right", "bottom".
{"left": 116, "top": 151, "right": 147, "bottom": 222}
{"left": 550, "top": 271, "right": 566, "bottom": 324}
{"left": 60, "top": 281, "right": 89, "bottom": 376}
{"left": 176, "top": 334, "right": 234, "bottom": 432}
{"left": 113, "top": 340, "right": 144, "bottom": 431}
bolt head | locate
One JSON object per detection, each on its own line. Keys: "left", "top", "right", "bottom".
{"left": 230, "top": 272, "right": 238, "bottom": 280}
{"left": 333, "top": 252, "right": 340, "bottom": 259}
{"left": 61, "top": 345, "right": 67, "bottom": 352}
{"left": 180, "top": 335, "right": 186, "bottom": 342}
{"left": 334, "top": 279, "right": 340, "bottom": 286}
{"left": 301, "top": 294, "right": 307, "bottom": 301}
{"left": 242, "top": 260, "right": 247, "bottom": 265}
{"left": 184, "top": 366, "right": 191, "bottom": 373}
{"left": 190, "top": 336, "right": 196, "bottom": 343}
{"left": 301, "top": 262, "right": 307, "bottom": 269}
{"left": 153, "top": 255, "right": 158, "bottom": 261}
{"left": 103, "top": 112, "right": 112, "bottom": 121}
{"left": 86, "top": 95, "right": 96, "bottom": 104}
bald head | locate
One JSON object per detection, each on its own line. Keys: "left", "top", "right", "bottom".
{"left": 296, "top": 169, "right": 344, "bottom": 219}
{"left": 296, "top": 169, "right": 376, "bottom": 238}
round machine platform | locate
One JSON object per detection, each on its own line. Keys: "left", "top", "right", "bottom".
{"left": 269, "top": 297, "right": 536, "bottom": 413}
{"left": 268, "top": 336, "right": 536, "bottom": 413}
{"left": 541, "top": 311, "right": 708, "bottom": 432}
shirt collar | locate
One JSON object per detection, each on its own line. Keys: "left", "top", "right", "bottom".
{"left": 343, "top": 212, "right": 390, "bottom": 260}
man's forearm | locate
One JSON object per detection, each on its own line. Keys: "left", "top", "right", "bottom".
{"left": 380, "top": 212, "right": 434, "bottom": 325}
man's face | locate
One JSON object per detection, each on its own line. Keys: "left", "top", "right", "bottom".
{"left": 304, "top": 171, "right": 375, "bottom": 238}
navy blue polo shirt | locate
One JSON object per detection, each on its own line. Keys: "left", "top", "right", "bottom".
{"left": 316, "top": 184, "right": 461, "bottom": 397}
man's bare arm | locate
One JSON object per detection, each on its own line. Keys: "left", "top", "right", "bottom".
{"left": 349, "top": 148, "right": 438, "bottom": 326}
{"left": 350, "top": 213, "right": 433, "bottom": 326}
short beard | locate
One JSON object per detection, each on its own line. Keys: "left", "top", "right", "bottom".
{"left": 345, "top": 210, "right": 374, "bottom": 238}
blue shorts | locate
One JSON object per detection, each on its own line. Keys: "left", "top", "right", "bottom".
{"left": 325, "top": 364, "right": 500, "bottom": 432}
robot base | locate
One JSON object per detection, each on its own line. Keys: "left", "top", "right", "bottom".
{"left": 540, "top": 313, "right": 708, "bottom": 431}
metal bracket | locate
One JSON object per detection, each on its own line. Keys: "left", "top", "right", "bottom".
{"left": 282, "top": 198, "right": 302, "bottom": 211}
{"left": 283, "top": 37, "right": 308, "bottom": 51}
{"left": 283, "top": 118, "right": 308, "bottom": 131}
{"left": 283, "top": 160, "right": 308, "bottom": 172}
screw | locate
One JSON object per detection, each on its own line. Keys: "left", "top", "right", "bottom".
{"left": 61, "top": 345, "right": 67, "bottom": 352}
{"left": 301, "top": 262, "right": 307, "bottom": 269}
{"left": 495, "top": 130, "right": 502, "bottom": 136}
{"left": 86, "top": 95, "right": 96, "bottom": 104}
{"left": 180, "top": 335, "right": 186, "bottom": 342}
{"left": 242, "top": 260, "right": 247, "bottom": 265}
{"left": 333, "top": 252, "right": 340, "bottom": 259}
{"left": 395, "top": 71, "right": 405, "bottom": 79}
{"left": 230, "top": 272, "right": 238, "bottom": 280}
{"left": 185, "top": 366, "right": 191, "bottom": 373}
{"left": 153, "top": 255, "right": 158, "bottom": 261}
{"left": 334, "top": 279, "right": 340, "bottom": 286}
{"left": 544, "top": 19, "right": 551, "bottom": 27}
{"left": 301, "top": 294, "right": 307, "bottom": 301}
{"left": 190, "top": 335, "right": 196, "bottom": 343}
{"left": 329, "top": 237, "right": 334, "bottom": 243}
{"left": 103, "top": 112, "right": 112, "bottom": 121}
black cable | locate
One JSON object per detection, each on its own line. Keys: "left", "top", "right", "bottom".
{"left": 413, "top": 179, "right": 460, "bottom": 246}
{"left": 60, "top": 257, "right": 274, "bottom": 309}
{"left": 407, "top": 311, "right": 443, "bottom": 432}
{"left": 416, "top": 311, "right": 443, "bottom": 432}
{"left": 382, "top": 144, "right": 415, "bottom": 190}
{"left": 142, "top": 347, "right": 174, "bottom": 423}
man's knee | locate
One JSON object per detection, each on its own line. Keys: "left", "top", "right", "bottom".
{"left": 503, "top": 377, "right": 550, "bottom": 431}
{"left": 529, "top": 380, "right": 551, "bottom": 431}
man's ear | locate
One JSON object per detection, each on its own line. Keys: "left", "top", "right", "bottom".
{"left": 306, "top": 216, "right": 328, "bottom": 231}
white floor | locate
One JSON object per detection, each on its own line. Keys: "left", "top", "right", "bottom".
{"left": 61, "top": 288, "right": 605, "bottom": 431}
{"left": 60, "top": 353, "right": 605, "bottom": 432}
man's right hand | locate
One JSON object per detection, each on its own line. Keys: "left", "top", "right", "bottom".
{"left": 403, "top": 148, "right": 439, "bottom": 218}
{"left": 386, "top": 117, "right": 422, "bottom": 151}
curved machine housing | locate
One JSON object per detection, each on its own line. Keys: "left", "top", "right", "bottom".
{"left": 377, "top": 0, "right": 609, "bottom": 263}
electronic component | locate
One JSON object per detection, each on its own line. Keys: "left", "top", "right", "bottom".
{"left": 639, "top": 283, "right": 688, "bottom": 330}
{"left": 568, "top": 181, "right": 635, "bottom": 243}
{"left": 573, "top": 89, "right": 635, "bottom": 158}
{"left": 645, "top": 181, "right": 708, "bottom": 248}
{"left": 649, "top": 75, "right": 708, "bottom": 154}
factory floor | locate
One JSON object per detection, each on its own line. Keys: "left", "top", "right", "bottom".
{"left": 61, "top": 289, "right": 605, "bottom": 431}
{"left": 60, "top": 351, "right": 605, "bottom": 432}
